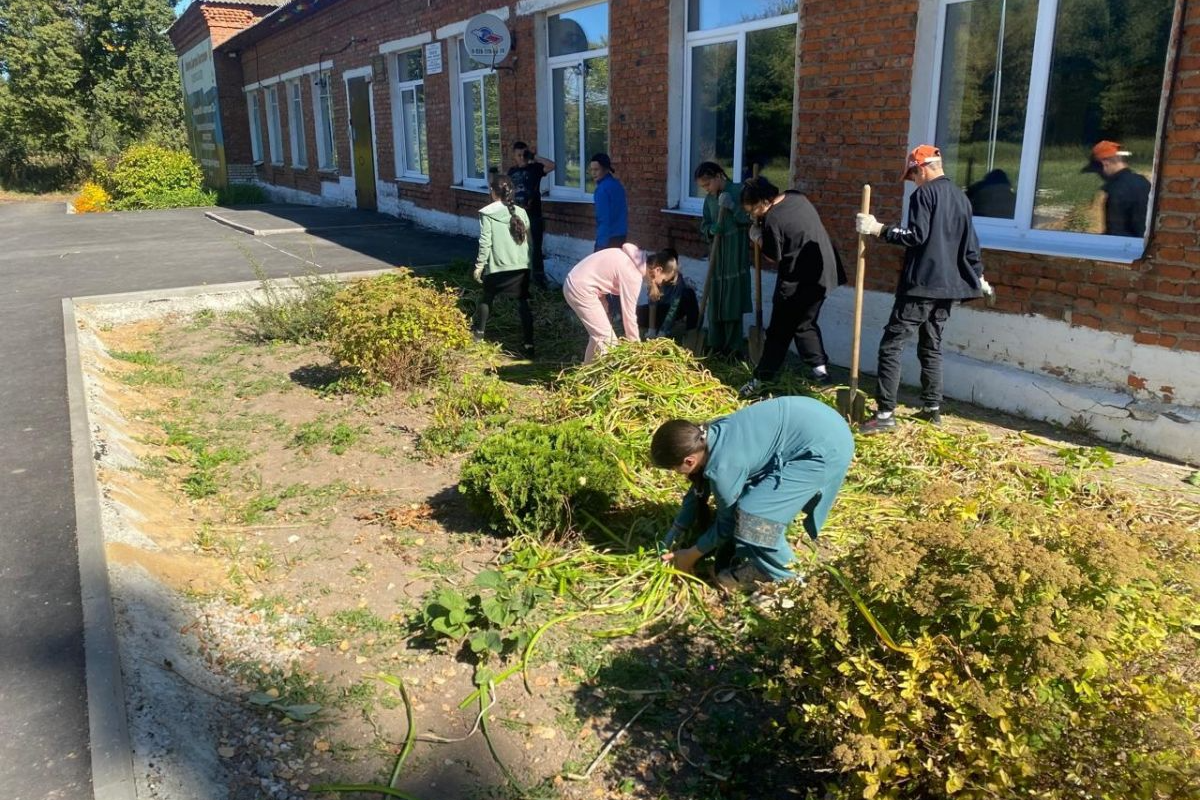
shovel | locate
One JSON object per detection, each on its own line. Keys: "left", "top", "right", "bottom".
{"left": 685, "top": 205, "right": 726, "bottom": 356}
{"left": 748, "top": 237, "right": 765, "bottom": 363}
{"left": 837, "top": 185, "right": 871, "bottom": 423}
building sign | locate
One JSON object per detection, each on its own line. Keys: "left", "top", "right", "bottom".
{"left": 425, "top": 41, "right": 443, "bottom": 75}
{"left": 463, "top": 13, "right": 511, "bottom": 67}
{"left": 178, "top": 38, "right": 227, "bottom": 187}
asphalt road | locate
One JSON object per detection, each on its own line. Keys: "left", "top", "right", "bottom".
{"left": 0, "top": 202, "right": 475, "bottom": 799}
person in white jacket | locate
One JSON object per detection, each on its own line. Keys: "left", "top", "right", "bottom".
{"left": 472, "top": 174, "right": 534, "bottom": 357}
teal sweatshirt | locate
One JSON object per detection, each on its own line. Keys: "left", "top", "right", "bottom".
{"left": 475, "top": 200, "right": 531, "bottom": 276}
{"left": 671, "top": 396, "right": 855, "bottom": 553}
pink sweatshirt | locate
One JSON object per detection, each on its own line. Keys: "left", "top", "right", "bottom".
{"left": 563, "top": 243, "right": 647, "bottom": 341}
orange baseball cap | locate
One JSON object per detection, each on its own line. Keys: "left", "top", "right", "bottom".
{"left": 901, "top": 144, "right": 941, "bottom": 181}
{"left": 1091, "top": 140, "right": 1131, "bottom": 160}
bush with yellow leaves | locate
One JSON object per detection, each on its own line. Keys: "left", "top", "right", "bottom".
{"left": 73, "top": 182, "right": 111, "bottom": 213}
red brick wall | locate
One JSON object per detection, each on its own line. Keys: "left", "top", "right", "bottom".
{"left": 793, "top": 0, "right": 1200, "bottom": 353}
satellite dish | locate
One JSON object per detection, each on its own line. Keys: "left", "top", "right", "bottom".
{"left": 463, "top": 13, "right": 512, "bottom": 68}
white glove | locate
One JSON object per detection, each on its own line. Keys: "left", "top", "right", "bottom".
{"left": 856, "top": 213, "right": 885, "bottom": 237}
{"left": 718, "top": 191, "right": 735, "bottom": 212}
{"left": 749, "top": 223, "right": 763, "bottom": 246}
{"left": 980, "top": 277, "right": 994, "bottom": 296}
{"left": 472, "top": 265, "right": 484, "bottom": 283}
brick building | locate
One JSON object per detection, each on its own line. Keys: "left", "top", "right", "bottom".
{"left": 168, "top": 0, "right": 1200, "bottom": 462}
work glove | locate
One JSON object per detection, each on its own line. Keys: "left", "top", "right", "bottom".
{"left": 980, "top": 277, "right": 996, "bottom": 306}
{"left": 472, "top": 265, "right": 484, "bottom": 283}
{"left": 718, "top": 191, "right": 736, "bottom": 212}
{"left": 748, "top": 223, "right": 763, "bottom": 246}
{"left": 856, "top": 213, "right": 885, "bottom": 237}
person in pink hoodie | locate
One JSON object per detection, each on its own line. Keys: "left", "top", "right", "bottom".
{"left": 563, "top": 244, "right": 680, "bottom": 363}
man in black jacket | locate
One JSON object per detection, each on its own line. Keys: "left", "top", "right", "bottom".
{"left": 1083, "top": 140, "right": 1151, "bottom": 238}
{"left": 854, "top": 144, "right": 986, "bottom": 434}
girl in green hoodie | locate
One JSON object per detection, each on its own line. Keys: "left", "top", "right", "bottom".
{"left": 472, "top": 174, "right": 534, "bottom": 357}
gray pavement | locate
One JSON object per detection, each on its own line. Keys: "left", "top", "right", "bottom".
{"left": 0, "top": 203, "right": 476, "bottom": 799}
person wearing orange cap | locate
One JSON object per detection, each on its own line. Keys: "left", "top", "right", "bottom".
{"left": 1084, "top": 140, "right": 1150, "bottom": 237}
{"left": 854, "top": 144, "right": 986, "bottom": 434}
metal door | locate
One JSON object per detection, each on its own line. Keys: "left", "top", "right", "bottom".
{"left": 348, "top": 77, "right": 376, "bottom": 210}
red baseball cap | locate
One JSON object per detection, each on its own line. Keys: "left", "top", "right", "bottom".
{"left": 901, "top": 144, "right": 941, "bottom": 181}
{"left": 1091, "top": 140, "right": 1131, "bottom": 161}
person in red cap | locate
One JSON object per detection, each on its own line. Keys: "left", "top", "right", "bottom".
{"left": 854, "top": 144, "right": 987, "bottom": 434}
{"left": 1084, "top": 140, "right": 1150, "bottom": 237}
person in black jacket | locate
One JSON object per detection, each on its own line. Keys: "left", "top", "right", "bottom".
{"left": 1082, "top": 140, "right": 1151, "bottom": 238}
{"left": 738, "top": 177, "right": 845, "bottom": 398}
{"left": 508, "top": 142, "right": 555, "bottom": 287}
{"left": 855, "top": 144, "right": 986, "bottom": 433}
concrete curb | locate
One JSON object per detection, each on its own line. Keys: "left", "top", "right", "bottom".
{"left": 204, "top": 210, "right": 405, "bottom": 237}
{"left": 63, "top": 298, "right": 137, "bottom": 800}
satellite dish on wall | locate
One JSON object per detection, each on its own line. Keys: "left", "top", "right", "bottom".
{"left": 463, "top": 13, "right": 512, "bottom": 68}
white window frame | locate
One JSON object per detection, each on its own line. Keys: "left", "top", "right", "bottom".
{"left": 543, "top": 0, "right": 610, "bottom": 199}
{"left": 287, "top": 80, "right": 308, "bottom": 168}
{"left": 911, "top": 0, "right": 1171, "bottom": 263}
{"left": 454, "top": 38, "right": 501, "bottom": 190}
{"left": 265, "top": 86, "right": 284, "bottom": 166}
{"left": 391, "top": 49, "right": 429, "bottom": 181}
{"left": 246, "top": 90, "right": 264, "bottom": 164}
{"left": 311, "top": 71, "right": 337, "bottom": 172}
{"left": 678, "top": 5, "right": 799, "bottom": 213}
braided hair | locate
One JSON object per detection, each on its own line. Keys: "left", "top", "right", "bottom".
{"left": 489, "top": 173, "right": 528, "bottom": 245}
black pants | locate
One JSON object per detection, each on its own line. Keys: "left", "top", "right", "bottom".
{"left": 637, "top": 289, "right": 700, "bottom": 332}
{"left": 528, "top": 213, "right": 545, "bottom": 279}
{"left": 874, "top": 296, "right": 953, "bottom": 413}
{"left": 754, "top": 283, "right": 828, "bottom": 381}
{"left": 473, "top": 270, "right": 533, "bottom": 346}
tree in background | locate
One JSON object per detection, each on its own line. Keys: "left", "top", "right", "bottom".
{"left": 0, "top": 0, "right": 183, "bottom": 188}
{"left": 0, "top": 0, "right": 89, "bottom": 186}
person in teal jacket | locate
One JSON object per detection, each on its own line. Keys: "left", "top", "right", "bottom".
{"left": 695, "top": 161, "right": 752, "bottom": 357}
{"left": 651, "top": 396, "right": 854, "bottom": 590}
{"left": 472, "top": 173, "right": 534, "bottom": 357}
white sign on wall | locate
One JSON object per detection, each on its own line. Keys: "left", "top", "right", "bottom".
{"left": 178, "top": 38, "right": 227, "bottom": 187}
{"left": 425, "top": 41, "right": 443, "bottom": 75}
{"left": 463, "top": 13, "right": 511, "bottom": 67}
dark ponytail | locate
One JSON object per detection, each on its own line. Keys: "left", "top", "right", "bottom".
{"left": 489, "top": 173, "right": 528, "bottom": 245}
{"left": 692, "top": 161, "right": 728, "bottom": 181}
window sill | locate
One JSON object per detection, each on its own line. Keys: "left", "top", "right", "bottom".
{"left": 976, "top": 227, "right": 1146, "bottom": 265}
{"left": 252, "top": 160, "right": 265, "bottom": 167}
{"left": 451, "top": 184, "right": 490, "bottom": 195}
{"left": 661, "top": 206, "right": 702, "bottom": 218}
{"left": 317, "top": 169, "right": 339, "bottom": 175}
{"left": 544, "top": 193, "right": 594, "bottom": 205}
{"left": 396, "top": 175, "right": 430, "bottom": 185}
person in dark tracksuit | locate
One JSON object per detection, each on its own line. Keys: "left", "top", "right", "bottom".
{"left": 1083, "top": 140, "right": 1151, "bottom": 238}
{"left": 738, "top": 178, "right": 845, "bottom": 398}
{"left": 855, "top": 144, "right": 985, "bottom": 433}
{"left": 652, "top": 397, "right": 854, "bottom": 591}
{"left": 508, "top": 142, "right": 555, "bottom": 287}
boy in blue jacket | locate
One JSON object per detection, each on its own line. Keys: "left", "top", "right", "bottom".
{"left": 589, "top": 153, "right": 628, "bottom": 251}
{"left": 651, "top": 396, "right": 854, "bottom": 591}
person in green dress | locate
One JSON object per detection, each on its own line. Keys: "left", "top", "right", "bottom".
{"left": 695, "top": 162, "right": 753, "bottom": 357}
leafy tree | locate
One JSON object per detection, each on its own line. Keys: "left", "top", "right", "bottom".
{"left": 0, "top": 0, "right": 88, "bottom": 182}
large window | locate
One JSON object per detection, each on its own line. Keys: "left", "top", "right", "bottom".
{"left": 247, "top": 91, "right": 263, "bottom": 163}
{"left": 683, "top": 0, "right": 797, "bottom": 204}
{"left": 457, "top": 39, "right": 500, "bottom": 188}
{"left": 929, "top": 0, "right": 1174, "bottom": 253}
{"left": 547, "top": 2, "right": 609, "bottom": 194}
{"left": 313, "top": 71, "right": 337, "bottom": 171}
{"left": 394, "top": 49, "right": 428, "bottom": 179}
{"left": 288, "top": 80, "right": 307, "bottom": 168}
{"left": 265, "top": 86, "right": 283, "bottom": 165}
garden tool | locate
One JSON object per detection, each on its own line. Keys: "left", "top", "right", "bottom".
{"left": 747, "top": 163, "right": 765, "bottom": 363}
{"left": 836, "top": 185, "right": 871, "bottom": 423}
{"left": 685, "top": 205, "right": 727, "bottom": 356}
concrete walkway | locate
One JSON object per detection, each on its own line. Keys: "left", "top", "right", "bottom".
{"left": 0, "top": 203, "right": 476, "bottom": 800}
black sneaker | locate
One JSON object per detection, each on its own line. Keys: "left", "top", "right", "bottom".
{"left": 858, "top": 415, "right": 897, "bottom": 435}
{"left": 917, "top": 407, "right": 942, "bottom": 425}
{"left": 521, "top": 343, "right": 535, "bottom": 360}
{"left": 737, "top": 377, "right": 763, "bottom": 399}
{"left": 810, "top": 370, "right": 834, "bottom": 386}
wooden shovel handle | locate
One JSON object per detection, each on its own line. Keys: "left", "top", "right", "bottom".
{"left": 850, "top": 185, "right": 871, "bottom": 391}
{"left": 694, "top": 205, "right": 726, "bottom": 333}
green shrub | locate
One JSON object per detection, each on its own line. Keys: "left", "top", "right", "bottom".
{"left": 103, "top": 143, "right": 205, "bottom": 210}
{"left": 326, "top": 270, "right": 471, "bottom": 389}
{"left": 759, "top": 484, "right": 1200, "bottom": 799}
{"left": 418, "top": 373, "right": 513, "bottom": 456}
{"left": 217, "top": 183, "right": 267, "bottom": 205}
{"left": 239, "top": 267, "right": 340, "bottom": 344}
{"left": 459, "top": 421, "right": 624, "bottom": 538}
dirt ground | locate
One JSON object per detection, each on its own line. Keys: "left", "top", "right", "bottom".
{"left": 76, "top": 283, "right": 1199, "bottom": 800}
